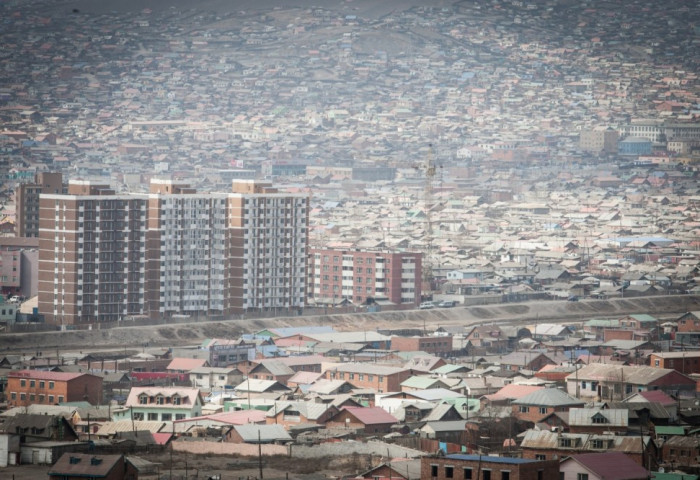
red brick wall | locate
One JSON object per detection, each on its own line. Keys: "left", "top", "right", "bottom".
{"left": 604, "top": 329, "right": 635, "bottom": 342}
{"left": 421, "top": 456, "right": 560, "bottom": 480}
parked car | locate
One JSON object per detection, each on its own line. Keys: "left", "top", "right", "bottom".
{"left": 438, "top": 300, "right": 457, "bottom": 308}
{"left": 419, "top": 301, "right": 435, "bottom": 309}
{"left": 9, "top": 296, "right": 22, "bottom": 304}
{"left": 567, "top": 296, "right": 579, "bottom": 302}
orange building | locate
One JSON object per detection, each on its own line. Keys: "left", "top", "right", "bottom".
{"left": 7, "top": 370, "right": 103, "bottom": 407}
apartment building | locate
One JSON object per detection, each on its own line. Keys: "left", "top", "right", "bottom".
{"left": 38, "top": 179, "right": 308, "bottom": 325}
{"left": 15, "top": 172, "right": 66, "bottom": 238}
{"left": 579, "top": 126, "right": 619, "bottom": 154}
{"left": 38, "top": 181, "right": 149, "bottom": 326}
{"left": 308, "top": 248, "right": 421, "bottom": 308}
{"left": 229, "top": 180, "right": 309, "bottom": 314}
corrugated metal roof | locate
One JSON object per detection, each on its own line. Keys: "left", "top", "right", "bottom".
{"left": 49, "top": 453, "right": 123, "bottom": 477}
{"left": 343, "top": 406, "right": 397, "bottom": 425}
{"left": 568, "top": 408, "right": 628, "bottom": 427}
{"left": 421, "top": 420, "right": 467, "bottom": 433}
{"left": 95, "top": 420, "right": 166, "bottom": 436}
{"left": 512, "top": 388, "right": 584, "bottom": 407}
{"left": 566, "top": 452, "right": 648, "bottom": 480}
{"left": 233, "top": 423, "right": 292, "bottom": 442}
{"left": 569, "top": 408, "right": 629, "bottom": 427}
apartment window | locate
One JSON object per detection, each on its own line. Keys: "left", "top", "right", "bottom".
{"left": 29, "top": 394, "right": 35, "bottom": 401}
{"left": 39, "top": 395, "right": 45, "bottom": 403}
{"left": 49, "top": 381, "right": 54, "bottom": 389}
{"left": 58, "top": 396, "right": 64, "bottom": 403}
{"left": 49, "top": 395, "right": 54, "bottom": 404}
{"left": 39, "top": 381, "right": 45, "bottom": 389}
{"left": 10, "top": 392, "right": 16, "bottom": 400}
{"left": 176, "top": 414, "right": 186, "bottom": 420}
{"left": 20, "top": 379, "right": 26, "bottom": 387}
{"left": 464, "top": 468, "right": 472, "bottom": 480}
{"left": 20, "top": 393, "right": 26, "bottom": 401}
{"left": 430, "top": 465, "right": 438, "bottom": 478}
{"left": 445, "top": 466, "right": 454, "bottom": 478}
{"left": 148, "top": 413, "right": 159, "bottom": 421}
{"left": 133, "top": 413, "right": 144, "bottom": 421}
{"left": 161, "top": 413, "right": 172, "bottom": 421}
{"left": 483, "top": 470, "right": 491, "bottom": 480}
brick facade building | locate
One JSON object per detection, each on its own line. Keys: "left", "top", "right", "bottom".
{"left": 7, "top": 370, "right": 103, "bottom": 407}
{"left": 422, "top": 454, "right": 559, "bottom": 480}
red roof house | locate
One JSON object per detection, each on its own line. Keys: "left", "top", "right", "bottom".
{"left": 325, "top": 406, "right": 398, "bottom": 434}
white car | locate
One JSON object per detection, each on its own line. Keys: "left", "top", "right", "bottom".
{"left": 419, "top": 301, "right": 435, "bottom": 309}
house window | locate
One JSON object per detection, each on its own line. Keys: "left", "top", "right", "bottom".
{"left": 175, "top": 414, "right": 186, "bottom": 420}
{"left": 431, "top": 465, "right": 438, "bottom": 478}
{"left": 39, "top": 395, "right": 45, "bottom": 403}
{"left": 502, "top": 472, "right": 510, "bottom": 480}
{"left": 535, "top": 455, "right": 546, "bottom": 460}
{"left": 539, "top": 407, "right": 547, "bottom": 414}
{"left": 581, "top": 381, "right": 587, "bottom": 389}
{"left": 48, "top": 395, "right": 54, "bottom": 404}
{"left": 577, "top": 475, "right": 588, "bottom": 480}
{"left": 483, "top": 470, "right": 491, "bottom": 480}
{"left": 161, "top": 413, "right": 172, "bottom": 421}
{"left": 20, "top": 393, "right": 26, "bottom": 401}
{"left": 591, "top": 440, "right": 606, "bottom": 449}
{"left": 58, "top": 396, "right": 64, "bottom": 403}
{"left": 49, "top": 381, "right": 54, "bottom": 389}
{"left": 445, "top": 466, "right": 454, "bottom": 478}
{"left": 10, "top": 392, "right": 16, "bottom": 400}
{"left": 30, "top": 380, "right": 35, "bottom": 388}
{"left": 519, "top": 406, "right": 529, "bottom": 413}
{"left": 39, "top": 381, "right": 45, "bottom": 389}
{"left": 20, "top": 379, "right": 26, "bottom": 387}
{"left": 560, "top": 438, "right": 572, "bottom": 447}
{"left": 139, "top": 395, "right": 148, "bottom": 405}
{"left": 133, "top": 413, "right": 144, "bottom": 421}
{"left": 654, "top": 360, "right": 660, "bottom": 367}
{"left": 464, "top": 468, "right": 473, "bottom": 480}
{"left": 148, "top": 413, "right": 159, "bottom": 421}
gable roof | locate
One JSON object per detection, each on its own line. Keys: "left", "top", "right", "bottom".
{"left": 342, "top": 406, "right": 397, "bottom": 425}
{"left": 512, "top": 388, "right": 584, "bottom": 407}
{"left": 483, "top": 384, "right": 544, "bottom": 402}
{"left": 568, "top": 408, "right": 628, "bottom": 427}
{"left": 166, "top": 358, "right": 209, "bottom": 371}
{"left": 125, "top": 387, "right": 201, "bottom": 408}
{"left": 49, "top": 453, "right": 124, "bottom": 477}
{"left": 232, "top": 424, "right": 292, "bottom": 443}
{"left": 563, "top": 452, "right": 648, "bottom": 480}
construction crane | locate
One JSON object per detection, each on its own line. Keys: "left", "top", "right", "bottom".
{"left": 413, "top": 144, "right": 437, "bottom": 296}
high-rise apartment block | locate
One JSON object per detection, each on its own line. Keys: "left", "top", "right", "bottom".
{"left": 38, "top": 179, "right": 309, "bottom": 326}
{"left": 15, "top": 172, "right": 67, "bottom": 237}
{"left": 308, "top": 248, "right": 421, "bottom": 308}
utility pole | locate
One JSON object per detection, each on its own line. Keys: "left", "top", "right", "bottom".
{"left": 258, "top": 429, "right": 264, "bottom": 480}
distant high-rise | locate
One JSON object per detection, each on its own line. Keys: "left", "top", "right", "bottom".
{"left": 15, "top": 172, "right": 66, "bottom": 238}
{"left": 38, "top": 179, "right": 309, "bottom": 326}
{"left": 579, "top": 127, "right": 619, "bottom": 154}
